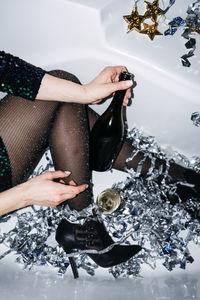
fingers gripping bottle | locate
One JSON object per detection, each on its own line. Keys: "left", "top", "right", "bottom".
{"left": 89, "top": 71, "right": 132, "bottom": 172}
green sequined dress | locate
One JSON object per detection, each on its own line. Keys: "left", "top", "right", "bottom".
{"left": 0, "top": 51, "right": 46, "bottom": 191}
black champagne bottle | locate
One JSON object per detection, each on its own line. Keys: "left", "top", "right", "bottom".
{"left": 89, "top": 71, "right": 132, "bottom": 172}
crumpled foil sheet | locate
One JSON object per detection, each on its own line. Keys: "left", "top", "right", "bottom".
{"left": 0, "top": 126, "right": 199, "bottom": 279}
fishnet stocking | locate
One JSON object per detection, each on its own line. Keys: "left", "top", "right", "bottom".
{"left": 0, "top": 95, "right": 58, "bottom": 186}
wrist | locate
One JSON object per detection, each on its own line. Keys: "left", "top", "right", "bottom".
{"left": 0, "top": 183, "right": 30, "bottom": 216}
{"left": 15, "top": 182, "right": 31, "bottom": 208}
{"left": 82, "top": 84, "right": 94, "bottom": 104}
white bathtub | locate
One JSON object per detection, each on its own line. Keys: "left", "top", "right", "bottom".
{"left": 0, "top": 0, "right": 200, "bottom": 299}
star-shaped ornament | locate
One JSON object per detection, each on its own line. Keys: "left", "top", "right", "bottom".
{"left": 140, "top": 22, "right": 162, "bottom": 40}
{"left": 123, "top": 7, "right": 144, "bottom": 33}
{"left": 144, "top": 0, "right": 164, "bottom": 22}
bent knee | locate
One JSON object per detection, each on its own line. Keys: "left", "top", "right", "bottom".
{"left": 48, "top": 69, "right": 81, "bottom": 84}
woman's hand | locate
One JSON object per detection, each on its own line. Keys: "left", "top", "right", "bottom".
{"left": 83, "top": 66, "right": 134, "bottom": 105}
{"left": 0, "top": 171, "right": 88, "bottom": 216}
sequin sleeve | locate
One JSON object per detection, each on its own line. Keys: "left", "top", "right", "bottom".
{"left": 0, "top": 51, "right": 46, "bottom": 100}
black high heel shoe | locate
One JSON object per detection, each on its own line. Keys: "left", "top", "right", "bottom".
{"left": 56, "top": 219, "right": 142, "bottom": 279}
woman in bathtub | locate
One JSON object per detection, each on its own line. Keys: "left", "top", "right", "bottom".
{"left": 0, "top": 51, "right": 199, "bottom": 277}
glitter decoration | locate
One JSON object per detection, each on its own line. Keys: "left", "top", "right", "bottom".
{"left": 0, "top": 51, "right": 45, "bottom": 100}
{"left": 163, "top": 0, "right": 175, "bottom": 14}
{"left": 164, "top": 17, "right": 185, "bottom": 36}
{"left": 0, "top": 129, "right": 200, "bottom": 279}
{"left": 191, "top": 112, "right": 200, "bottom": 127}
{"left": 181, "top": 0, "right": 200, "bottom": 67}
{"left": 143, "top": 0, "right": 164, "bottom": 22}
{"left": 123, "top": 7, "right": 144, "bottom": 33}
{"left": 164, "top": 0, "right": 200, "bottom": 67}
{"left": 123, "top": 0, "right": 165, "bottom": 40}
{"left": 140, "top": 22, "right": 162, "bottom": 40}
{"left": 124, "top": 0, "right": 199, "bottom": 66}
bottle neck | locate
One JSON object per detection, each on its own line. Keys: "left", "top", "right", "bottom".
{"left": 110, "top": 89, "right": 126, "bottom": 109}
{"left": 109, "top": 71, "right": 132, "bottom": 110}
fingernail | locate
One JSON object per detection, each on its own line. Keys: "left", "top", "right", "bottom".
{"left": 125, "top": 80, "right": 133, "bottom": 87}
{"left": 85, "top": 184, "right": 89, "bottom": 189}
{"left": 65, "top": 171, "right": 71, "bottom": 175}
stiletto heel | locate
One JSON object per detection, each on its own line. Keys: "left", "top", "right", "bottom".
{"left": 56, "top": 219, "right": 142, "bottom": 274}
{"left": 69, "top": 257, "right": 79, "bottom": 279}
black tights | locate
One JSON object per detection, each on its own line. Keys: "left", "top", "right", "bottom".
{"left": 0, "top": 70, "right": 183, "bottom": 211}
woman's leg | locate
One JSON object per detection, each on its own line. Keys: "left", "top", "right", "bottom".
{"left": 0, "top": 70, "right": 93, "bottom": 212}
{"left": 0, "top": 94, "right": 58, "bottom": 187}
{"left": 49, "top": 73, "right": 92, "bottom": 211}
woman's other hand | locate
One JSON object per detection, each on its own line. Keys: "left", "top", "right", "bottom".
{"left": 0, "top": 171, "right": 88, "bottom": 216}
{"left": 23, "top": 170, "right": 88, "bottom": 207}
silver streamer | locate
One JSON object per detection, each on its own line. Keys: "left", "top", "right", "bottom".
{"left": 0, "top": 127, "right": 200, "bottom": 279}
{"left": 163, "top": 0, "right": 175, "bottom": 14}
{"left": 191, "top": 112, "right": 200, "bottom": 127}
{"left": 164, "top": 0, "right": 200, "bottom": 67}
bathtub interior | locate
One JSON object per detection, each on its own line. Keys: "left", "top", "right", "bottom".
{"left": 1, "top": 257, "right": 200, "bottom": 300}
{"left": 1, "top": 0, "right": 200, "bottom": 299}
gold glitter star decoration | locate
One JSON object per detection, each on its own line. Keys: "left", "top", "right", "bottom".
{"left": 123, "top": 0, "right": 164, "bottom": 40}
{"left": 123, "top": 7, "right": 144, "bottom": 33}
{"left": 144, "top": 0, "right": 164, "bottom": 22}
{"left": 140, "top": 22, "right": 162, "bottom": 40}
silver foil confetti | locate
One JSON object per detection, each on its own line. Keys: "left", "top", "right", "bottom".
{"left": 164, "top": 0, "right": 200, "bottom": 67}
{"left": 191, "top": 112, "right": 200, "bottom": 127}
{"left": 163, "top": 0, "right": 175, "bottom": 14}
{"left": 0, "top": 129, "right": 200, "bottom": 279}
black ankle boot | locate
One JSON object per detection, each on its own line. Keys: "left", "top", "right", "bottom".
{"left": 56, "top": 219, "right": 142, "bottom": 278}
